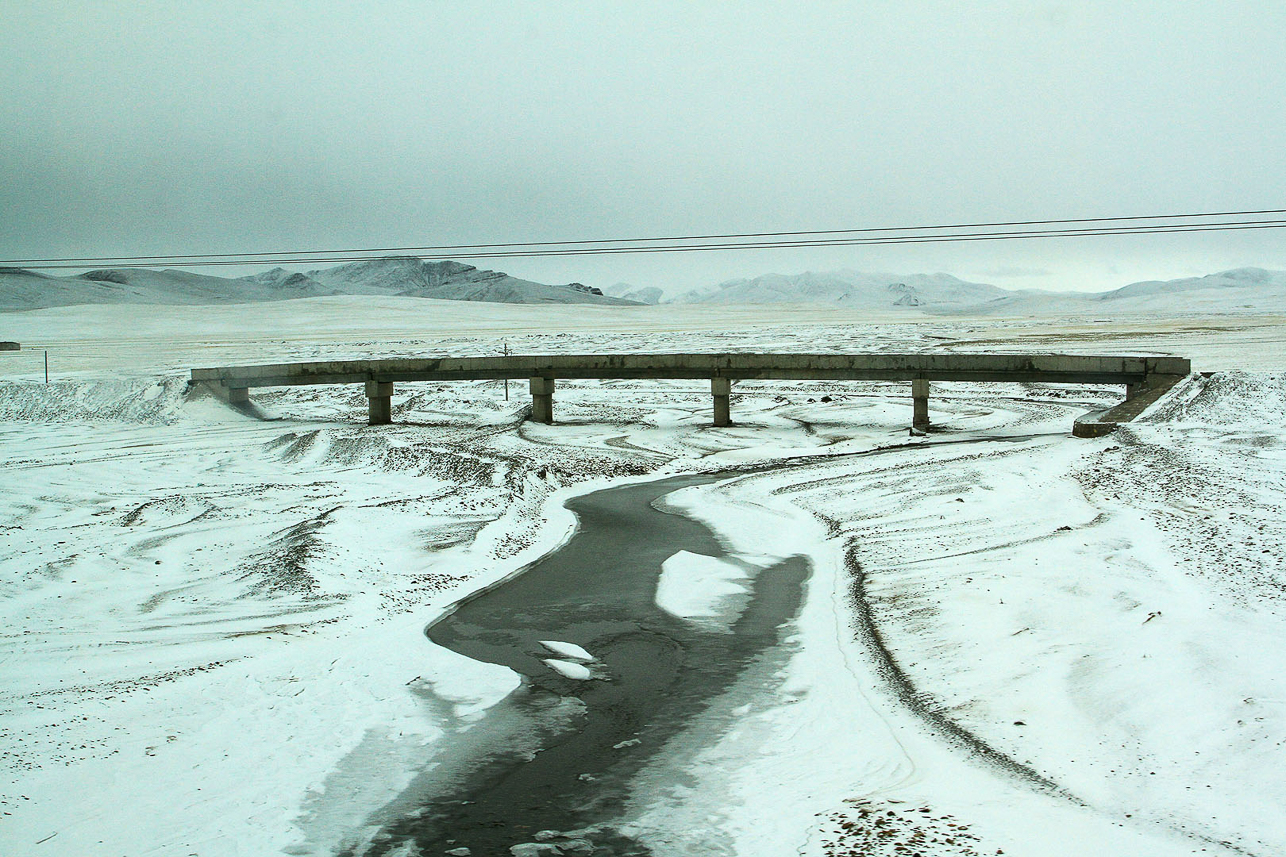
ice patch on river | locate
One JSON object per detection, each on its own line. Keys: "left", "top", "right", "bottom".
{"left": 418, "top": 643, "right": 522, "bottom": 717}
{"left": 540, "top": 639, "right": 594, "bottom": 661}
{"left": 542, "top": 658, "right": 594, "bottom": 680}
{"left": 655, "top": 550, "right": 752, "bottom": 629}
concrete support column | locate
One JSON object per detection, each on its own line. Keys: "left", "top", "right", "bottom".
{"left": 366, "top": 380, "right": 393, "bottom": 425}
{"left": 711, "top": 377, "right": 732, "bottom": 427}
{"left": 210, "top": 383, "right": 249, "bottom": 404}
{"left": 912, "top": 378, "right": 930, "bottom": 430}
{"left": 529, "top": 377, "right": 555, "bottom": 424}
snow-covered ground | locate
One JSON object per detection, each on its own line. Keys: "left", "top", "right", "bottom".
{"left": 1, "top": 298, "right": 1284, "bottom": 856}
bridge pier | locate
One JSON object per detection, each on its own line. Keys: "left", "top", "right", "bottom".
{"left": 530, "top": 377, "right": 555, "bottom": 424}
{"left": 912, "top": 379, "right": 930, "bottom": 430}
{"left": 207, "top": 383, "right": 249, "bottom": 405}
{"left": 712, "top": 377, "right": 732, "bottom": 426}
{"left": 366, "top": 380, "right": 393, "bottom": 425}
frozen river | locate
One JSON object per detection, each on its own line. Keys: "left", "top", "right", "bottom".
{"left": 357, "top": 472, "right": 809, "bottom": 855}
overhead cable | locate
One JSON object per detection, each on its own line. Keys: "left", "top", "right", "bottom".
{"left": 5, "top": 209, "right": 1284, "bottom": 270}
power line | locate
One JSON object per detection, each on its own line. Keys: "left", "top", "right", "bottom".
{"left": 5, "top": 210, "right": 1284, "bottom": 271}
{"left": 7, "top": 207, "right": 1285, "bottom": 264}
{"left": 13, "top": 221, "right": 1286, "bottom": 269}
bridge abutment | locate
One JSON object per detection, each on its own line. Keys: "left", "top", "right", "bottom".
{"left": 712, "top": 377, "right": 732, "bottom": 426}
{"left": 366, "top": 380, "right": 393, "bottom": 425}
{"left": 912, "top": 378, "right": 930, "bottom": 430}
{"left": 530, "top": 377, "right": 555, "bottom": 424}
{"left": 1073, "top": 372, "right": 1187, "bottom": 437}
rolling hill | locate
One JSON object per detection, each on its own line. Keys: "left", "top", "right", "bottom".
{"left": 4, "top": 257, "right": 1285, "bottom": 316}
{"left": 0, "top": 257, "right": 640, "bottom": 311}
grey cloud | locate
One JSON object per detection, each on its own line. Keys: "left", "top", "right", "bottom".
{"left": 2, "top": 2, "right": 1285, "bottom": 294}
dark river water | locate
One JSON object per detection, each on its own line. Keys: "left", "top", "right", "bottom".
{"left": 350, "top": 473, "right": 809, "bottom": 856}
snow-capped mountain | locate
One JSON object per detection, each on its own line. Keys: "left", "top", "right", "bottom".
{"left": 299, "top": 257, "right": 637, "bottom": 305}
{"left": 0, "top": 257, "right": 639, "bottom": 310}
{"left": 963, "top": 268, "right": 1286, "bottom": 316}
{"left": 4, "top": 258, "right": 1285, "bottom": 315}
{"left": 603, "top": 283, "right": 664, "bottom": 305}
{"left": 669, "top": 270, "right": 1009, "bottom": 308}
{"left": 238, "top": 268, "right": 337, "bottom": 297}
{"left": 601, "top": 280, "right": 663, "bottom": 303}
{"left": 0, "top": 265, "right": 340, "bottom": 310}
{"left": 666, "top": 267, "right": 1286, "bottom": 316}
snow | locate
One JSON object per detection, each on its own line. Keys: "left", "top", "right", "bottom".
{"left": 654, "top": 550, "right": 751, "bottom": 626}
{"left": 542, "top": 659, "right": 594, "bottom": 680}
{"left": 539, "top": 640, "right": 594, "bottom": 661}
{"left": 2, "top": 295, "right": 1285, "bottom": 855}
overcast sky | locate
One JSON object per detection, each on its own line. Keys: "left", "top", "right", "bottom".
{"left": 3, "top": 1, "right": 1284, "bottom": 295}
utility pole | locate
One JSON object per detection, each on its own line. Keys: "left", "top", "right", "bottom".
{"left": 503, "top": 341, "right": 509, "bottom": 401}
{"left": 44, "top": 350, "right": 48, "bottom": 384}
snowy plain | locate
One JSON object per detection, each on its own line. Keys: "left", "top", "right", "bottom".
{"left": 1, "top": 297, "right": 1284, "bottom": 856}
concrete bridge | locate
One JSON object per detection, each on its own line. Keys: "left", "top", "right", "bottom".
{"left": 190, "top": 353, "right": 1190, "bottom": 437}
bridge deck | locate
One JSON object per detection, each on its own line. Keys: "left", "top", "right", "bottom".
{"left": 191, "top": 353, "right": 1188, "bottom": 387}
{"left": 190, "top": 352, "right": 1191, "bottom": 436}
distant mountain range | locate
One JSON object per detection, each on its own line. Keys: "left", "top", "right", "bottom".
{"left": 2, "top": 256, "right": 1284, "bottom": 316}
{"left": 0, "top": 257, "right": 641, "bottom": 311}
{"left": 966, "top": 267, "right": 1286, "bottom": 316}
{"left": 602, "top": 282, "right": 664, "bottom": 305}
{"left": 666, "top": 266, "right": 1286, "bottom": 315}
{"left": 668, "top": 271, "right": 1007, "bottom": 308}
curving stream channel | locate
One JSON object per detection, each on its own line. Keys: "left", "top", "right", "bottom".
{"left": 351, "top": 472, "right": 810, "bottom": 856}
